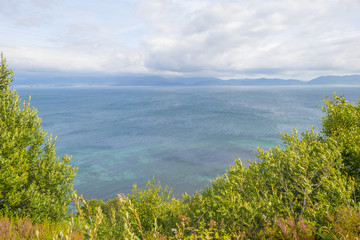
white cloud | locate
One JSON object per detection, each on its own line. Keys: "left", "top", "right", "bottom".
{"left": 138, "top": 0, "right": 360, "bottom": 79}
{"left": 0, "top": 0, "right": 359, "bottom": 79}
{"left": 1, "top": 0, "right": 150, "bottom": 75}
{"left": 4, "top": 45, "right": 148, "bottom": 75}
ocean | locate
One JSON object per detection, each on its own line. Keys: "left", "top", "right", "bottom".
{"left": 16, "top": 85, "right": 360, "bottom": 200}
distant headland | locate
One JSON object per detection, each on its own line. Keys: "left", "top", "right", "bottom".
{"left": 13, "top": 74, "right": 360, "bottom": 88}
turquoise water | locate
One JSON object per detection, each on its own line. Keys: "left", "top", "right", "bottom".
{"left": 17, "top": 86, "right": 360, "bottom": 200}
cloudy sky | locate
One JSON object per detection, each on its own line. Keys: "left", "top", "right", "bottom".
{"left": 1, "top": 0, "right": 359, "bottom": 80}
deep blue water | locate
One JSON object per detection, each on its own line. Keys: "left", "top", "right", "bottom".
{"left": 16, "top": 86, "right": 360, "bottom": 200}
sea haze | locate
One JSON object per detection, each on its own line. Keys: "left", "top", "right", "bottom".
{"left": 17, "top": 85, "right": 360, "bottom": 201}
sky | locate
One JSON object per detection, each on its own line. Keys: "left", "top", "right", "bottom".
{"left": 0, "top": 0, "right": 360, "bottom": 80}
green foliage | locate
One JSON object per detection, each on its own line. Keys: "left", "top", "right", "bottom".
{"left": 84, "top": 179, "right": 181, "bottom": 239}
{"left": 321, "top": 93, "right": 360, "bottom": 197}
{"left": 70, "top": 191, "right": 104, "bottom": 240}
{"left": 189, "top": 128, "right": 354, "bottom": 236}
{"left": 171, "top": 216, "right": 246, "bottom": 239}
{"left": 126, "top": 178, "right": 173, "bottom": 231}
{"left": 0, "top": 54, "right": 77, "bottom": 222}
{"left": 0, "top": 53, "right": 13, "bottom": 91}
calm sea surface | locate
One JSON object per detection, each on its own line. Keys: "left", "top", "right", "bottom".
{"left": 17, "top": 86, "right": 360, "bottom": 200}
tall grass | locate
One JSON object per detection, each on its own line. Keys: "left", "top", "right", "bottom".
{"left": 0, "top": 214, "right": 83, "bottom": 240}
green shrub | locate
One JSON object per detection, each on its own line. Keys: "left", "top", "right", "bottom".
{"left": 70, "top": 191, "right": 104, "bottom": 240}
{"left": 321, "top": 93, "right": 360, "bottom": 197}
{"left": 82, "top": 179, "right": 181, "bottom": 239}
{"left": 191, "top": 128, "right": 354, "bottom": 236}
{"left": 0, "top": 53, "right": 77, "bottom": 222}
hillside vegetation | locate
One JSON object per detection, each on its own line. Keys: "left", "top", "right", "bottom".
{"left": 1, "top": 54, "right": 360, "bottom": 239}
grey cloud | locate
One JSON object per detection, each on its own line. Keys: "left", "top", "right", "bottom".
{"left": 138, "top": 0, "right": 360, "bottom": 78}
{"left": 2, "top": 0, "right": 359, "bottom": 78}
{"left": 239, "top": 67, "right": 286, "bottom": 75}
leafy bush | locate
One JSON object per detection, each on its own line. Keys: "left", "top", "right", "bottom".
{"left": 84, "top": 179, "right": 182, "bottom": 239}
{"left": 70, "top": 191, "right": 104, "bottom": 240}
{"left": 187, "top": 129, "right": 354, "bottom": 236}
{"left": 0, "top": 54, "right": 77, "bottom": 222}
{"left": 321, "top": 93, "right": 360, "bottom": 197}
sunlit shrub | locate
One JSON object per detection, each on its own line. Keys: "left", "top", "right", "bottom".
{"left": 0, "top": 54, "right": 77, "bottom": 222}
{"left": 321, "top": 93, "right": 360, "bottom": 197}
{"left": 190, "top": 128, "right": 354, "bottom": 236}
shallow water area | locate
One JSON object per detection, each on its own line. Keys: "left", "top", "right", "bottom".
{"left": 17, "top": 85, "right": 360, "bottom": 200}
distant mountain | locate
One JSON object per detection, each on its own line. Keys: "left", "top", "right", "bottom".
{"left": 307, "top": 75, "right": 360, "bottom": 85}
{"left": 222, "top": 78, "right": 303, "bottom": 86}
{"left": 112, "top": 76, "right": 222, "bottom": 86}
{"left": 12, "top": 74, "right": 360, "bottom": 87}
{"left": 109, "top": 77, "right": 305, "bottom": 86}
